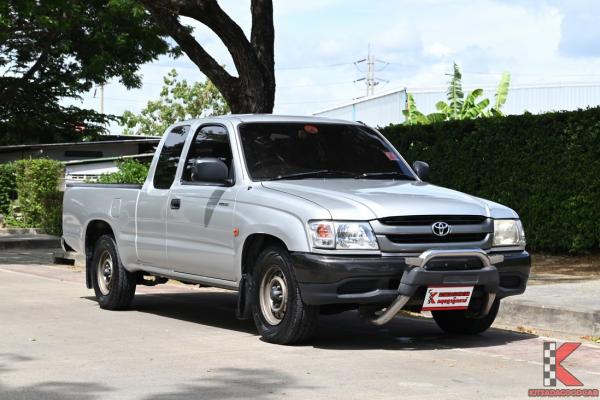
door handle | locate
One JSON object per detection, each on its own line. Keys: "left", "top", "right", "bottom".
{"left": 170, "top": 198, "right": 181, "bottom": 210}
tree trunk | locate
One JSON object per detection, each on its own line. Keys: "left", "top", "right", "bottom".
{"left": 139, "top": 0, "right": 275, "bottom": 114}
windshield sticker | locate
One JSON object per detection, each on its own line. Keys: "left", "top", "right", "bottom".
{"left": 304, "top": 125, "right": 319, "bottom": 134}
{"left": 383, "top": 151, "right": 398, "bottom": 160}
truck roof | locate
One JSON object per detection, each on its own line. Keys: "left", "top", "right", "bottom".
{"left": 178, "top": 114, "right": 363, "bottom": 126}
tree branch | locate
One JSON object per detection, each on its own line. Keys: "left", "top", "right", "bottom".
{"left": 176, "top": 0, "right": 261, "bottom": 81}
{"left": 138, "top": 0, "right": 237, "bottom": 92}
{"left": 138, "top": 0, "right": 276, "bottom": 113}
{"left": 0, "top": 32, "right": 57, "bottom": 100}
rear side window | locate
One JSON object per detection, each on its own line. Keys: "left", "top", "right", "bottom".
{"left": 153, "top": 125, "right": 190, "bottom": 189}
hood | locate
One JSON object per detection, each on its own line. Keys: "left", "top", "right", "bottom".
{"left": 262, "top": 179, "right": 518, "bottom": 220}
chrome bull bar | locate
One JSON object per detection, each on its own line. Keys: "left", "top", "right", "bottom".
{"left": 371, "top": 249, "right": 504, "bottom": 326}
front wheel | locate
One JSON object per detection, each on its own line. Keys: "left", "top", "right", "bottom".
{"left": 432, "top": 298, "right": 500, "bottom": 335}
{"left": 91, "top": 234, "right": 137, "bottom": 310}
{"left": 251, "top": 246, "right": 319, "bottom": 345}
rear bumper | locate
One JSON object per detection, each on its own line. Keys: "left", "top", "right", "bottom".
{"left": 292, "top": 250, "right": 530, "bottom": 306}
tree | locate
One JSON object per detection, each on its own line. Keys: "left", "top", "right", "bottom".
{"left": 0, "top": 0, "right": 174, "bottom": 144}
{"left": 120, "top": 69, "right": 229, "bottom": 136}
{"left": 403, "top": 63, "right": 511, "bottom": 125}
{"left": 138, "top": 0, "right": 275, "bottom": 114}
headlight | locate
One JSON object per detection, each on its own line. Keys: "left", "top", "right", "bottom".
{"left": 309, "top": 221, "right": 379, "bottom": 250}
{"left": 493, "top": 219, "right": 526, "bottom": 247}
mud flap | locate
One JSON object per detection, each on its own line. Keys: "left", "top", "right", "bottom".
{"left": 235, "top": 274, "right": 252, "bottom": 320}
{"left": 85, "top": 251, "right": 93, "bottom": 289}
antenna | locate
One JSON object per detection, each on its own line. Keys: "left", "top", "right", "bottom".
{"left": 354, "top": 44, "right": 389, "bottom": 96}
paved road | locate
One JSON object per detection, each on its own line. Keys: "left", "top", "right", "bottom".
{"left": 1, "top": 259, "right": 599, "bottom": 400}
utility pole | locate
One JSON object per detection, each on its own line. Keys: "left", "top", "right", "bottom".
{"left": 100, "top": 84, "right": 105, "bottom": 114}
{"left": 354, "top": 44, "right": 389, "bottom": 97}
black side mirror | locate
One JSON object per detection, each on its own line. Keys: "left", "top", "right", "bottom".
{"left": 191, "top": 158, "right": 230, "bottom": 184}
{"left": 412, "top": 161, "right": 430, "bottom": 181}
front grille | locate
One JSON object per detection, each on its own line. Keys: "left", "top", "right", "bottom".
{"left": 373, "top": 215, "right": 492, "bottom": 252}
{"left": 386, "top": 233, "right": 488, "bottom": 244}
{"left": 379, "top": 215, "right": 487, "bottom": 226}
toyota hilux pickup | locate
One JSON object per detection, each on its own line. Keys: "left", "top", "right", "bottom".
{"left": 62, "top": 115, "right": 530, "bottom": 345}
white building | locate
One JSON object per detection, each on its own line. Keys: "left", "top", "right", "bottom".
{"left": 0, "top": 136, "right": 159, "bottom": 183}
{"left": 314, "top": 83, "right": 600, "bottom": 127}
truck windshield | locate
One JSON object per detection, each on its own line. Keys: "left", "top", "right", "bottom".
{"left": 239, "top": 122, "right": 416, "bottom": 181}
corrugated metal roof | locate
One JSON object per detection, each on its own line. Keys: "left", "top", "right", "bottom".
{"left": 0, "top": 137, "right": 160, "bottom": 154}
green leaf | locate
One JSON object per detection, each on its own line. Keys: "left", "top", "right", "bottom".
{"left": 493, "top": 71, "right": 511, "bottom": 114}
{"left": 460, "top": 89, "right": 486, "bottom": 119}
{"left": 446, "top": 62, "right": 464, "bottom": 118}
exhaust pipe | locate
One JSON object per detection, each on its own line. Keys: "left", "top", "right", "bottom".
{"left": 371, "top": 294, "right": 411, "bottom": 326}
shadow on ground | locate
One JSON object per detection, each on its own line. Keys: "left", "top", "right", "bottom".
{"left": 0, "top": 353, "right": 304, "bottom": 400}
{"left": 85, "top": 290, "right": 537, "bottom": 352}
{"left": 143, "top": 368, "right": 315, "bottom": 399}
{"left": 0, "top": 353, "right": 110, "bottom": 400}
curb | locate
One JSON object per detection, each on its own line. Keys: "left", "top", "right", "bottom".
{"left": 497, "top": 299, "right": 600, "bottom": 337}
{"left": 0, "top": 235, "right": 61, "bottom": 250}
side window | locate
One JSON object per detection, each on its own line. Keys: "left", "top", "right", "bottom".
{"left": 182, "top": 125, "right": 233, "bottom": 183}
{"left": 153, "top": 125, "right": 190, "bottom": 189}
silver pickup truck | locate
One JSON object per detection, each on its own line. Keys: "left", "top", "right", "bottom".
{"left": 63, "top": 115, "right": 530, "bottom": 344}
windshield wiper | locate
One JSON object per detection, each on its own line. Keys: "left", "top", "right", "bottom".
{"left": 265, "top": 170, "right": 331, "bottom": 181}
{"left": 266, "top": 170, "right": 357, "bottom": 181}
{"left": 355, "top": 171, "right": 416, "bottom": 180}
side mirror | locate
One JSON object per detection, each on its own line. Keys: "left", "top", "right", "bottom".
{"left": 412, "top": 161, "right": 430, "bottom": 181}
{"left": 191, "top": 158, "right": 230, "bottom": 184}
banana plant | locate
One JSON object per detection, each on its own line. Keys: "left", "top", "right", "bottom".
{"left": 446, "top": 62, "right": 464, "bottom": 119}
{"left": 460, "top": 89, "right": 490, "bottom": 119}
{"left": 489, "top": 71, "right": 510, "bottom": 116}
{"left": 403, "top": 63, "right": 511, "bottom": 124}
{"left": 402, "top": 93, "right": 430, "bottom": 125}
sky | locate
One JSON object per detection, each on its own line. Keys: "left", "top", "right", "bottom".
{"left": 74, "top": 0, "right": 600, "bottom": 134}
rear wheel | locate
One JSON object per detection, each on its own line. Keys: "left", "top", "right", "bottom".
{"left": 91, "top": 235, "right": 136, "bottom": 310}
{"left": 251, "top": 246, "right": 319, "bottom": 345}
{"left": 432, "top": 298, "right": 500, "bottom": 335}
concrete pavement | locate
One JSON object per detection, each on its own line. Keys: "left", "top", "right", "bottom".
{"left": 1, "top": 259, "right": 599, "bottom": 399}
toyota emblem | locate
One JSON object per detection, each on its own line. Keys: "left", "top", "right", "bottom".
{"left": 431, "top": 221, "right": 452, "bottom": 237}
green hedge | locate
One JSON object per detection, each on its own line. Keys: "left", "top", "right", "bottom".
{"left": 96, "top": 158, "right": 149, "bottom": 185}
{"left": 380, "top": 107, "right": 600, "bottom": 253}
{"left": 0, "top": 163, "right": 17, "bottom": 216}
{"left": 7, "top": 159, "right": 64, "bottom": 235}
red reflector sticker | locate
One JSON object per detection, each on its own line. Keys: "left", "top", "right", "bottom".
{"left": 421, "top": 286, "right": 474, "bottom": 311}
{"left": 383, "top": 151, "right": 398, "bottom": 160}
{"left": 304, "top": 125, "right": 319, "bottom": 134}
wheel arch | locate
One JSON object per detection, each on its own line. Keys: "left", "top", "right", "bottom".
{"left": 236, "top": 233, "right": 289, "bottom": 320}
{"left": 84, "top": 219, "right": 116, "bottom": 289}
{"left": 241, "top": 233, "right": 289, "bottom": 277}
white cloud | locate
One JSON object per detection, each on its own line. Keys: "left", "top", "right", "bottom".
{"left": 76, "top": 0, "right": 600, "bottom": 133}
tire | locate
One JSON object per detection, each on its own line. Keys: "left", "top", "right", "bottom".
{"left": 432, "top": 298, "right": 500, "bottom": 335}
{"left": 91, "top": 234, "right": 137, "bottom": 310}
{"left": 251, "top": 246, "right": 319, "bottom": 345}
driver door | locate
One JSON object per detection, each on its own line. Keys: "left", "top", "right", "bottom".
{"left": 166, "top": 125, "right": 238, "bottom": 280}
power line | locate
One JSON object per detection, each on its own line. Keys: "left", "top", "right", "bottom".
{"left": 275, "top": 62, "right": 354, "bottom": 71}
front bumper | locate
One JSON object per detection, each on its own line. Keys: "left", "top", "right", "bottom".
{"left": 292, "top": 249, "right": 530, "bottom": 307}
